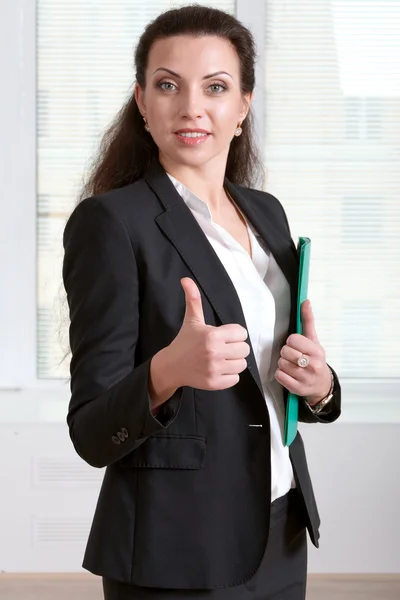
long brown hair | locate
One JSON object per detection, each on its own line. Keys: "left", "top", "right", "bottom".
{"left": 58, "top": 5, "right": 263, "bottom": 371}
{"left": 79, "top": 4, "right": 263, "bottom": 203}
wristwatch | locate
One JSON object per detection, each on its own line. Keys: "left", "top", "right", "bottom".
{"left": 304, "top": 367, "right": 335, "bottom": 414}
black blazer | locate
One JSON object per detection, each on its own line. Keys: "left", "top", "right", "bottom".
{"left": 62, "top": 156, "right": 341, "bottom": 589}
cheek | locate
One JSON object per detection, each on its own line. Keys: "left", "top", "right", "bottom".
{"left": 148, "top": 98, "right": 168, "bottom": 127}
{"left": 146, "top": 104, "right": 173, "bottom": 147}
{"left": 212, "top": 102, "right": 239, "bottom": 132}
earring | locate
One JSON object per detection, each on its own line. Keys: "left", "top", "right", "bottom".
{"left": 143, "top": 116, "right": 150, "bottom": 132}
{"left": 234, "top": 123, "right": 242, "bottom": 137}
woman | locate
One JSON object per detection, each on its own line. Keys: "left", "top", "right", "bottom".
{"left": 62, "top": 5, "right": 341, "bottom": 600}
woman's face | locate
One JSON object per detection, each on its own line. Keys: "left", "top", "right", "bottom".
{"left": 135, "top": 35, "right": 252, "bottom": 170}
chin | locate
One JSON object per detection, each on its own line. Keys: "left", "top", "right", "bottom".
{"left": 161, "top": 146, "right": 214, "bottom": 167}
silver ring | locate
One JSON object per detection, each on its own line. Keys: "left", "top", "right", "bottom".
{"left": 297, "top": 354, "right": 310, "bottom": 368}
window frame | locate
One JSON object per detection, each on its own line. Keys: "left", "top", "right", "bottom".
{"left": 0, "top": 0, "right": 398, "bottom": 422}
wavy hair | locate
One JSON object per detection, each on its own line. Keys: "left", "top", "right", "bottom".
{"left": 78, "top": 3, "right": 263, "bottom": 202}
{"left": 58, "top": 4, "right": 264, "bottom": 371}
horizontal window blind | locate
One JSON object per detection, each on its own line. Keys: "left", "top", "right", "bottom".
{"left": 38, "top": 0, "right": 399, "bottom": 383}
{"left": 36, "top": 0, "right": 234, "bottom": 379}
{"left": 264, "top": 0, "right": 400, "bottom": 378}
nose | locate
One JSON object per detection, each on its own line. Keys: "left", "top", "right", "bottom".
{"left": 177, "top": 88, "right": 205, "bottom": 121}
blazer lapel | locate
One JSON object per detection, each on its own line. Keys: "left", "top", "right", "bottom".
{"left": 143, "top": 157, "right": 299, "bottom": 406}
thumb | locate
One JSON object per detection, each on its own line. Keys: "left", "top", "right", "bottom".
{"left": 181, "top": 278, "right": 205, "bottom": 326}
{"left": 301, "top": 299, "right": 319, "bottom": 344}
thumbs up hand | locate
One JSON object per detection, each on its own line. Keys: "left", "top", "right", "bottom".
{"left": 274, "top": 299, "right": 332, "bottom": 405}
{"left": 166, "top": 278, "right": 250, "bottom": 391}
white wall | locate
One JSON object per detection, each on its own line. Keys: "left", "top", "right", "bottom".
{"left": 302, "top": 421, "right": 400, "bottom": 573}
{"left": 0, "top": 394, "right": 399, "bottom": 573}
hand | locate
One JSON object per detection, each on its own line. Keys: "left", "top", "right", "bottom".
{"left": 274, "top": 299, "right": 332, "bottom": 405}
{"left": 166, "top": 278, "right": 251, "bottom": 390}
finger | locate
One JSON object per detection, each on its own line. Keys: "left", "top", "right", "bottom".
{"left": 222, "top": 358, "right": 248, "bottom": 375}
{"left": 301, "top": 300, "right": 319, "bottom": 344}
{"left": 181, "top": 278, "right": 205, "bottom": 325}
{"left": 217, "top": 323, "right": 248, "bottom": 343}
{"left": 280, "top": 344, "right": 307, "bottom": 366}
{"left": 275, "top": 368, "right": 302, "bottom": 395}
{"left": 223, "top": 341, "right": 251, "bottom": 360}
{"left": 285, "top": 334, "right": 321, "bottom": 357}
{"left": 277, "top": 357, "right": 308, "bottom": 382}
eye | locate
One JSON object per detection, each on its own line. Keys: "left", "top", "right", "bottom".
{"left": 208, "top": 83, "right": 227, "bottom": 94}
{"left": 157, "top": 81, "right": 228, "bottom": 94}
{"left": 158, "top": 81, "right": 177, "bottom": 92}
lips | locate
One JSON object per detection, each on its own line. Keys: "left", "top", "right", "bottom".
{"left": 174, "top": 129, "right": 211, "bottom": 134}
{"left": 173, "top": 131, "right": 211, "bottom": 146}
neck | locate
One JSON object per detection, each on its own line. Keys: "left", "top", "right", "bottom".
{"left": 159, "top": 152, "right": 230, "bottom": 215}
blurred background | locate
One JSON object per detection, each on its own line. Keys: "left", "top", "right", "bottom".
{"left": 0, "top": 0, "right": 399, "bottom": 598}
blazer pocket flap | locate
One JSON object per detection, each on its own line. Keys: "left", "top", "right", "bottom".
{"left": 120, "top": 435, "right": 207, "bottom": 469}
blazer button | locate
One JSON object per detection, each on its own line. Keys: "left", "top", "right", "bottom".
{"left": 117, "top": 431, "right": 125, "bottom": 442}
{"left": 121, "top": 427, "right": 129, "bottom": 438}
{"left": 111, "top": 435, "right": 121, "bottom": 445}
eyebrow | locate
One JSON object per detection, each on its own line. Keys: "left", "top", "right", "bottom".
{"left": 152, "top": 67, "right": 233, "bottom": 80}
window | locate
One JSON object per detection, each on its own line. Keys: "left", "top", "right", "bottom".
{"left": 263, "top": 0, "right": 400, "bottom": 388}
{"left": 36, "top": 0, "right": 235, "bottom": 380}
{"left": 344, "top": 97, "right": 383, "bottom": 140}
{"left": 1, "top": 0, "right": 398, "bottom": 420}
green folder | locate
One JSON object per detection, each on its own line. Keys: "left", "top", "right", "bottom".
{"left": 284, "top": 237, "right": 311, "bottom": 447}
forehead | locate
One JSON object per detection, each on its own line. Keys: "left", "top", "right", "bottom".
{"left": 147, "top": 35, "right": 240, "bottom": 76}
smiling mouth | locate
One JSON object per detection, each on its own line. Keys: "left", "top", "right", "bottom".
{"left": 175, "top": 132, "right": 210, "bottom": 138}
{"left": 173, "top": 131, "right": 211, "bottom": 146}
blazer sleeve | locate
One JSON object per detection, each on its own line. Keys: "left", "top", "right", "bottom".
{"left": 62, "top": 197, "right": 183, "bottom": 468}
{"left": 298, "top": 363, "right": 341, "bottom": 424}
{"left": 270, "top": 193, "right": 342, "bottom": 425}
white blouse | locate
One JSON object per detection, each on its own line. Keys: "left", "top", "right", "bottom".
{"left": 167, "top": 173, "right": 296, "bottom": 502}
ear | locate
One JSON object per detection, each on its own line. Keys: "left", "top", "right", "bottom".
{"left": 240, "top": 91, "right": 253, "bottom": 122}
{"left": 134, "top": 83, "right": 146, "bottom": 117}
